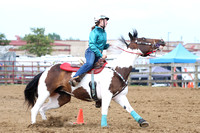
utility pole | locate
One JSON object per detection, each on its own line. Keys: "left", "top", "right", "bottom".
{"left": 168, "top": 32, "right": 171, "bottom": 51}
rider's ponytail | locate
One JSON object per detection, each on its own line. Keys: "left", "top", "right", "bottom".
{"left": 91, "top": 21, "right": 100, "bottom": 31}
{"left": 91, "top": 26, "right": 96, "bottom": 31}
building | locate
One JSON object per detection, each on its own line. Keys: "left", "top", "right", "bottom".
{"left": 8, "top": 36, "right": 118, "bottom": 57}
{"left": 9, "top": 36, "right": 71, "bottom": 56}
{"left": 6, "top": 35, "right": 200, "bottom": 57}
{"left": 184, "top": 43, "right": 200, "bottom": 56}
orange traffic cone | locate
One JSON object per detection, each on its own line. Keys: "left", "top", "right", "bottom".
{"left": 182, "top": 84, "right": 185, "bottom": 88}
{"left": 187, "top": 82, "right": 194, "bottom": 88}
{"left": 187, "top": 82, "right": 191, "bottom": 88}
{"left": 73, "top": 109, "right": 84, "bottom": 124}
{"left": 190, "top": 82, "right": 194, "bottom": 88}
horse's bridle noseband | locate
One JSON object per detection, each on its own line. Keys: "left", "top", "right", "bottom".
{"left": 135, "top": 39, "right": 160, "bottom": 49}
{"left": 134, "top": 39, "right": 164, "bottom": 56}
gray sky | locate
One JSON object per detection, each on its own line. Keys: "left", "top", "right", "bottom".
{"left": 1, "top": 0, "right": 200, "bottom": 44}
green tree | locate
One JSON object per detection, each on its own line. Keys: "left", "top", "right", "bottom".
{"left": 20, "top": 28, "right": 54, "bottom": 57}
{"left": 0, "top": 33, "right": 10, "bottom": 46}
{"left": 48, "top": 33, "right": 61, "bottom": 40}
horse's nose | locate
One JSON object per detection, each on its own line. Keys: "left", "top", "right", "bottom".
{"left": 162, "top": 41, "right": 166, "bottom": 46}
{"left": 159, "top": 40, "right": 166, "bottom": 46}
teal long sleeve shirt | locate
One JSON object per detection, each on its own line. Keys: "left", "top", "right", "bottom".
{"left": 89, "top": 26, "right": 109, "bottom": 57}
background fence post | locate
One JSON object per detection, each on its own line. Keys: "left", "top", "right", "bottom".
{"left": 37, "top": 62, "right": 40, "bottom": 72}
{"left": 12, "top": 61, "right": 14, "bottom": 84}
{"left": 5, "top": 65, "right": 8, "bottom": 85}
{"left": 171, "top": 64, "right": 174, "bottom": 87}
{"left": 148, "top": 64, "right": 152, "bottom": 86}
{"left": 195, "top": 62, "right": 198, "bottom": 88}
{"left": 22, "top": 65, "right": 24, "bottom": 84}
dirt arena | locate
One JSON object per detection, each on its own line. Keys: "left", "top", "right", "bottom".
{"left": 0, "top": 85, "right": 200, "bottom": 133}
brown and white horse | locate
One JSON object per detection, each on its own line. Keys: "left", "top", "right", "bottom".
{"left": 24, "top": 30, "right": 165, "bottom": 127}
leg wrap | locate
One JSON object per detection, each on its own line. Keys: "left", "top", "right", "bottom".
{"left": 131, "top": 110, "right": 142, "bottom": 122}
{"left": 101, "top": 115, "right": 108, "bottom": 127}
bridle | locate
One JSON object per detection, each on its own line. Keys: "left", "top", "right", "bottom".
{"left": 115, "top": 40, "right": 160, "bottom": 56}
{"left": 135, "top": 38, "right": 165, "bottom": 56}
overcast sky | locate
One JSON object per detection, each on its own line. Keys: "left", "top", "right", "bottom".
{"left": 1, "top": 0, "right": 200, "bottom": 44}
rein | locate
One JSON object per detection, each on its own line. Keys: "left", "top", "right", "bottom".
{"left": 145, "top": 50, "right": 156, "bottom": 55}
{"left": 115, "top": 45, "right": 157, "bottom": 56}
{"left": 115, "top": 46, "right": 142, "bottom": 55}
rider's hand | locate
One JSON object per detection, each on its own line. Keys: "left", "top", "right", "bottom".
{"left": 102, "top": 54, "right": 107, "bottom": 59}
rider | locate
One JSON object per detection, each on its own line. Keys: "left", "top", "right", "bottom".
{"left": 69, "top": 15, "right": 110, "bottom": 86}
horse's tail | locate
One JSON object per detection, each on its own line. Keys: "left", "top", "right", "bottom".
{"left": 24, "top": 72, "right": 43, "bottom": 108}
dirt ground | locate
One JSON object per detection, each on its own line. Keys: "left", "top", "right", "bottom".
{"left": 0, "top": 85, "right": 200, "bottom": 133}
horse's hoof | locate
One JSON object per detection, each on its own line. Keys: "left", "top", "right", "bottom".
{"left": 95, "top": 100, "right": 102, "bottom": 108}
{"left": 27, "top": 124, "right": 34, "bottom": 128}
{"left": 138, "top": 119, "right": 149, "bottom": 128}
{"left": 101, "top": 125, "right": 109, "bottom": 128}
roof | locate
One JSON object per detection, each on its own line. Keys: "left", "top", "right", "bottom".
{"left": 10, "top": 40, "right": 27, "bottom": 46}
{"left": 9, "top": 40, "right": 70, "bottom": 46}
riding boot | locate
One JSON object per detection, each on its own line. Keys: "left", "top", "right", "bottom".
{"left": 95, "top": 100, "right": 102, "bottom": 108}
{"left": 69, "top": 73, "right": 86, "bottom": 87}
{"left": 69, "top": 76, "right": 79, "bottom": 87}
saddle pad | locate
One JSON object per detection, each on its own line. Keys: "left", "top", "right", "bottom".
{"left": 60, "top": 62, "right": 107, "bottom": 74}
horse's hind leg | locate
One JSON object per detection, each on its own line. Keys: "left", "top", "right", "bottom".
{"left": 39, "top": 91, "right": 71, "bottom": 120}
{"left": 39, "top": 94, "right": 60, "bottom": 120}
{"left": 113, "top": 94, "right": 149, "bottom": 128}
{"left": 31, "top": 86, "right": 50, "bottom": 124}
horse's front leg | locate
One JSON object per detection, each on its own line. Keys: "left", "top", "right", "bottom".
{"left": 101, "top": 92, "right": 113, "bottom": 127}
{"left": 113, "top": 94, "right": 149, "bottom": 128}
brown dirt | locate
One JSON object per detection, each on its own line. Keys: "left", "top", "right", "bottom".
{"left": 0, "top": 85, "right": 200, "bottom": 133}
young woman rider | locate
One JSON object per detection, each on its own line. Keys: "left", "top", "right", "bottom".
{"left": 69, "top": 15, "right": 110, "bottom": 86}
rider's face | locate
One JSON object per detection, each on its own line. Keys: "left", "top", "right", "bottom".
{"left": 99, "top": 19, "right": 108, "bottom": 28}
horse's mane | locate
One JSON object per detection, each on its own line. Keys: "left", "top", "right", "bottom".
{"left": 107, "top": 29, "right": 139, "bottom": 56}
{"left": 119, "top": 36, "right": 128, "bottom": 46}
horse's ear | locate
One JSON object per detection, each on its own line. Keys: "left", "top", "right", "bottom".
{"left": 133, "top": 29, "right": 138, "bottom": 38}
{"left": 128, "top": 32, "right": 133, "bottom": 41}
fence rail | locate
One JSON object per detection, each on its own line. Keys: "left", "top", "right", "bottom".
{"left": 0, "top": 61, "right": 200, "bottom": 88}
{"left": 130, "top": 63, "right": 200, "bottom": 88}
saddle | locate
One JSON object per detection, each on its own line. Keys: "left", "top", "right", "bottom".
{"left": 60, "top": 58, "right": 107, "bottom": 74}
{"left": 60, "top": 59, "right": 106, "bottom": 108}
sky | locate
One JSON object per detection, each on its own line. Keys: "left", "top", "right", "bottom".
{"left": 1, "top": 0, "right": 200, "bottom": 44}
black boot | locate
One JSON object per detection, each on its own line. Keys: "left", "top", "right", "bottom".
{"left": 69, "top": 76, "right": 79, "bottom": 87}
{"left": 95, "top": 100, "right": 102, "bottom": 108}
{"left": 69, "top": 74, "right": 86, "bottom": 87}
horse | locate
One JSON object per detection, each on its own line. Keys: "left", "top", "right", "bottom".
{"left": 24, "top": 30, "right": 165, "bottom": 128}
